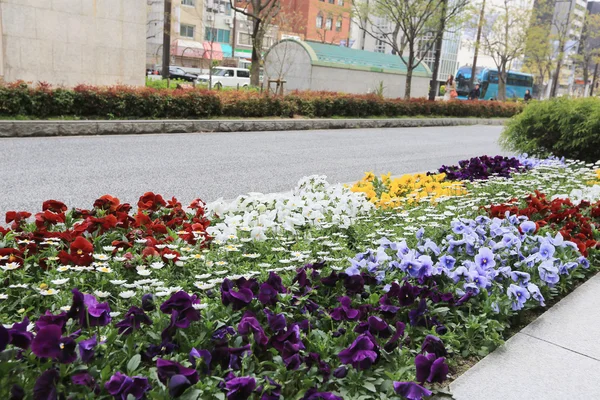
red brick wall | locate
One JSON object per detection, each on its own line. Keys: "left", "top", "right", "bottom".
{"left": 280, "top": 0, "right": 351, "bottom": 44}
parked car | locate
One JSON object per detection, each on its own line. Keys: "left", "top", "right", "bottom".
{"left": 168, "top": 67, "right": 197, "bottom": 82}
{"left": 196, "top": 67, "right": 251, "bottom": 88}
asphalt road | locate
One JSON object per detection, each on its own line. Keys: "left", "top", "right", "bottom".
{"left": 0, "top": 125, "right": 509, "bottom": 214}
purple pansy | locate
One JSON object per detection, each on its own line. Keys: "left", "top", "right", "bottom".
{"left": 302, "top": 389, "right": 343, "bottom": 400}
{"left": 508, "top": 283, "right": 531, "bottom": 310}
{"left": 384, "top": 321, "right": 406, "bottom": 352}
{"left": 225, "top": 376, "right": 256, "bottom": 400}
{"left": 421, "top": 334, "right": 447, "bottom": 358}
{"left": 475, "top": 247, "right": 496, "bottom": 269}
{"left": 221, "top": 279, "right": 254, "bottom": 310}
{"left": 31, "top": 325, "right": 77, "bottom": 363}
{"left": 237, "top": 312, "right": 269, "bottom": 347}
{"left": 338, "top": 333, "right": 378, "bottom": 370}
{"left": 68, "top": 289, "right": 112, "bottom": 328}
{"left": 159, "top": 291, "right": 201, "bottom": 329}
{"left": 78, "top": 334, "right": 97, "bottom": 363}
{"left": 415, "top": 353, "right": 449, "bottom": 383}
{"left": 33, "top": 369, "right": 59, "bottom": 400}
{"left": 156, "top": 358, "right": 199, "bottom": 395}
{"left": 35, "top": 311, "right": 68, "bottom": 332}
{"left": 329, "top": 296, "right": 360, "bottom": 321}
{"left": 393, "top": 381, "right": 433, "bottom": 400}
{"left": 115, "top": 306, "right": 153, "bottom": 335}
{"left": 104, "top": 371, "right": 152, "bottom": 400}
{"left": 7, "top": 317, "right": 34, "bottom": 350}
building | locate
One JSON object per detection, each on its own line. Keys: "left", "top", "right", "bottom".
{"left": 263, "top": 39, "right": 432, "bottom": 98}
{"left": 530, "top": 0, "right": 589, "bottom": 94}
{"left": 278, "top": 0, "right": 352, "bottom": 45}
{"left": 147, "top": 0, "right": 278, "bottom": 70}
{"left": 348, "top": 1, "right": 460, "bottom": 87}
{"left": 147, "top": 0, "right": 207, "bottom": 69}
{"left": 1, "top": 0, "right": 146, "bottom": 87}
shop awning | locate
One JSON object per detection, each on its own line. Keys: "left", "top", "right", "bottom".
{"left": 203, "top": 42, "right": 223, "bottom": 60}
{"left": 172, "top": 39, "right": 204, "bottom": 58}
{"left": 220, "top": 44, "right": 233, "bottom": 58}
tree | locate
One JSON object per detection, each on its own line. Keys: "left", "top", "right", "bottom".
{"left": 230, "top": 0, "right": 280, "bottom": 86}
{"left": 547, "top": 0, "right": 576, "bottom": 97}
{"left": 523, "top": 25, "right": 554, "bottom": 97}
{"left": 354, "top": 0, "right": 469, "bottom": 99}
{"left": 572, "top": 12, "right": 600, "bottom": 96}
{"left": 480, "top": 0, "right": 531, "bottom": 101}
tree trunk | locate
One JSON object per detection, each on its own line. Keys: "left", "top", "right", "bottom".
{"left": 161, "top": 0, "right": 172, "bottom": 80}
{"left": 404, "top": 49, "right": 415, "bottom": 100}
{"left": 471, "top": 0, "right": 486, "bottom": 88}
{"left": 497, "top": 64, "right": 507, "bottom": 101}
{"left": 591, "top": 63, "right": 599, "bottom": 96}
{"left": 428, "top": 0, "right": 447, "bottom": 101}
{"left": 550, "top": 56, "right": 563, "bottom": 98}
{"left": 250, "top": 22, "right": 262, "bottom": 87}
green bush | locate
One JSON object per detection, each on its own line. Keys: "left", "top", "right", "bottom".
{"left": 500, "top": 97, "right": 600, "bottom": 162}
{"left": 0, "top": 83, "right": 524, "bottom": 120}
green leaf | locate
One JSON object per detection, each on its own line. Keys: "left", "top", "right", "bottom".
{"left": 363, "top": 382, "right": 377, "bottom": 393}
{"left": 127, "top": 354, "right": 141, "bottom": 374}
{"left": 179, "top": 389, "right": 202, "bottom": 400}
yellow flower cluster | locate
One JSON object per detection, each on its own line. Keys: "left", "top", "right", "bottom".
{"left": 589, "top": 169, "right": 600, "bottom": 185}
{"left": 350, "top": 171, "right": 466, "bottom": 208}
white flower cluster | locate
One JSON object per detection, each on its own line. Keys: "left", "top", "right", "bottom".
{"left": 552, "top": 184, "right": 600, "bottom": 205}
{"left": 206, "top": 175, "right": 375, "bottom": 242}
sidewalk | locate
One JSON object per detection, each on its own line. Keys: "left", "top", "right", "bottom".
{"left": 449, "top": 273, "right": 600, "bottom": 400}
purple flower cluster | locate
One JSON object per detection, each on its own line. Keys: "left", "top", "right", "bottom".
{"left": 437, "top": 155, "right": 525, "bottom": 181}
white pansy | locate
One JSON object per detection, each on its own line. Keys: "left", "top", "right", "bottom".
{"left": 1, "top": 262, "right": 20, "bottom": 271}
{"left": 110, "top": 280, "right": 127, "bottom": 285}
{"left": 150, "top": 261, "right": 165, "bottom": 270}
{"left": 51, "top": 278, "right": 69, "bottom": 285}
{"left": 40, "top": 289, "right": 60, "bottom": 296}
{"left": 119, "top": 291, "right": 136, "bottom": 299}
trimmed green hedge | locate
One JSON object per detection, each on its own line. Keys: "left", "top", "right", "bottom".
{"left": 500, "top": 97, "right": 600, "bottom": 163}
{"left": 0, "top": 82, "right": 524, "bottom": 120}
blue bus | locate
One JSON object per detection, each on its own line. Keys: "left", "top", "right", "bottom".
{"left": 455, "top": 66, "right": 534, "bottom": 100}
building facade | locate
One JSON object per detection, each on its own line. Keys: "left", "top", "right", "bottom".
{"left": 279, "top": 0, "right": 352, "bottom": 45}
{"left": 348, "top": 1, "right": 460, "bottom": 86}
{"left": 1, "top": 0, "right": 146, "bottom": 87}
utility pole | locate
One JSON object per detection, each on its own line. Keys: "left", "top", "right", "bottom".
{"left": 428, "top": 0, "right": 448, "bottom": 101}
{"left": 231, "top": 8, "right": 237, "bottom": 60}
{"left": 162, "top": 0, "right": 172, "bottom": 79}
{"left": 471, "top": 0, "right": 486, "bottom": 88}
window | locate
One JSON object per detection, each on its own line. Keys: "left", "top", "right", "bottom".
{"left": 181, "top": 0, "right": 195, "bottom": 5}
{"left": 375, "top": 39, "right": 386, "bottom": 53}
{"left": 205, "top": 27, "right": 230, "bottom": 43}
{"left": 336, "top": 19, "right": 342, "bottom": 32}
{"left": 180, "top": 24, "right": 195, "bottom": 38}
{"left": 338, "top": 0, "right": 344, "bottom": 5}
{"left": 328, "top": 0, "right": 334, "bottom": 3}
{"left": 316, "top": 13, "right": 323, "bottom": 28}
{"left": 239, "top": 32, "right": 252, "bottom": 46}
{"left": 325, "top": 17, "right": 333, "bottom": 30}
{"left": 237, "top": 70, "right": 250, "bottom": 78}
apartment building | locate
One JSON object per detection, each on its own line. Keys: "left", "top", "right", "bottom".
{"left": 279, "top": 0, "right": 352, "bottom": 45}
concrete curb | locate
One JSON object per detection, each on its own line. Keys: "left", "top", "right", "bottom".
{"left": 0, "top": 118, "right": 508, "bottom": 138}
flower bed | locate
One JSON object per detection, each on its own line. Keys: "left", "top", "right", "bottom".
{"left": 0, "top": 82, "right": 524, "bottom": 120}
{"left": 0, "top": 157, "right": 599, "bottom": 399}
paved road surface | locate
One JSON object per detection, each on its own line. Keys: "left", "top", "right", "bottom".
{"left": 0, "top": 125, "right": 509, "bottom": 213}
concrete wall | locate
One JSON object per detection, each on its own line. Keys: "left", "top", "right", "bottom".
{"left": 264, "top": 40, "right": 312, "bottom": 91}
{"left": 310, "top": 65, "right": 429, "bottom": 98}
{"left": 0, "top": 0, "right": 146, "bottom": 87}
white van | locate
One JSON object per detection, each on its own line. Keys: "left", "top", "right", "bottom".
{"left": 196, "top": 67, "right": 251, "bottom": 88}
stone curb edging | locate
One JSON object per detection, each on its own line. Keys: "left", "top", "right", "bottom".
{"left": 0, "top": 118, "right": 507, "bottom": 138}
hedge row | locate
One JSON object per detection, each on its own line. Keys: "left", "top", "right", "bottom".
{"left": 0, "top": 82, "right": 524, "bottom": 119}
{"left": 500, "top": 97, "right": 600, "bottom": 163}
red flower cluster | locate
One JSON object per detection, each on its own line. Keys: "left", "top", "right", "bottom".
{"left": 488, "top": 191, "right": 600, "bottom": 256}
{"left": 0, "top": 193, "right": 212, "bottom": 270}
